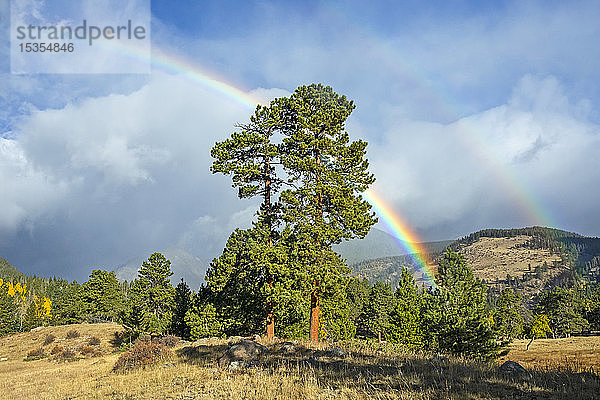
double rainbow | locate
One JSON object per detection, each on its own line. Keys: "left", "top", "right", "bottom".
{"left": 99, "top": 39, "right": 553, "bottom": 287}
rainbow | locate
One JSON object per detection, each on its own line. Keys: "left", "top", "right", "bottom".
{"left": 318, "top": 3, "right": 556, "bottom": 229}
{"left": 95, "top": 40, "right": 264, "bottom": 110}
{"left": 98, "top": 39, "right": 555, "bottom": 286}
{"left": 100, "top": 41, "right": 439, "bottom": 285}
{"left": 362, "top": 188, "right": 437, "bottom": 286}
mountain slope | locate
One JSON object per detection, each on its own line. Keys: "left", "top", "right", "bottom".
{"left": 352, "top": 227, "right": 600, "bottom": 299}
{"left": 0, "top": 257, "right": 25, "bottom": 281}
{"left": 350, "top": 240, "right": 453, "bottom": 289}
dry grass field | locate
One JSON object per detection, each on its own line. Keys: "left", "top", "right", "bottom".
{"left": 499, "top": 336, "right": 600, "bottom": 373}
{"left": 1, "top": 323, "right": 600, "bottom": 399}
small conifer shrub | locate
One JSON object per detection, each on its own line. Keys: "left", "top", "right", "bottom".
{"left": 66, "top": 330, "right": 80, "bottom": 339}
{"left": 80, "top": 345, "right": 96, "bottom": 356}
{"left": 88, "top": 336, "right": 101, "bottom": 346}
{"left": 24, "top": 347, "right": 45, "bottom": 361}
{"left": 43, "top": 334, "right": 56, "bottom": 346}
{"left": 55, "top": 347, "right": 77, "bottom": 361}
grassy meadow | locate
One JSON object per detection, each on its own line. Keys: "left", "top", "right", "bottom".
{"left": 0, "top": 323, "right": 599, "bottom": 399}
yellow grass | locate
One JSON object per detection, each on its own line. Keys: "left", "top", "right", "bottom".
{"left": 0, "top": 324, "right": 599, "bottom": 399}
{"left": 499, "top": 336, "right": 600, "bottom": 373}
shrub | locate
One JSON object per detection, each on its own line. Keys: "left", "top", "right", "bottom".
{"left": 154, "top": 335, "right": 179, "bottom": 347}
{"left": 80, "top": 345, "right": 96, "bottom": 356}
{"left": 55, "top": 347, "right": 77, "bottom": 361}
{"left": 26, "top": 347, "right": 45, "bottom": 359}
{"left": 112, "top": 339, "right": 172, "bottom": 373}
{"left": 66, "top": 330, "right": 80, "bottom": 339}
{"left": 43, "top": 334, "right": 56, "bottom": 346}
{"left": 51, "top": 345, "right": 64, "bottom": 355}
{"left": 88, "top": 336, "right": 101, "bottom": 346}
{"left": 111, "top": 329, "right": 140, "bottom": 352}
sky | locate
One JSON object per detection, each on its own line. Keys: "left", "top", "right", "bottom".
{"left": 1, "top": 0, "right": 600, "bottom": 284}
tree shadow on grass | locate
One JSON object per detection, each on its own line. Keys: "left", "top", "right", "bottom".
{"left": 178, "top": 340, "right": 600, "bottom": 399}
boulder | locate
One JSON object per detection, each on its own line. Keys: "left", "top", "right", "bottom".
{"left": 218, "top": 340, "right": 267, "bottom": 368}
{"left": 277, "top": 342, "right": 297, "bottom": 354}
{"left": 499, "top": 360, "right": 529, "bottom": 377}
{"left": 325, "top": 348, "right": 345, "bottom": 358}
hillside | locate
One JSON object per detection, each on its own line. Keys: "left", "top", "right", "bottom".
{"left": 350, "top": 240, "right": 452, "bottom": 288}
{"left": 353, "top": 227, "right": 600, "bottom": 299}
{"left": 0, "top": 257, "right": 25, "bottom": 281}
{"left": 448, "top": 227, "right": 600, "bottom": 303}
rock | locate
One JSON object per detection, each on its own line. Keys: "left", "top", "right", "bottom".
{"left": 278, "top": 342, "right": 296, "bottom": 354}
{"left": 227, "top": 336, "right": 244, "bottom": 345}
{"left": 162, "top": 362, "right": 176, "bottom": 368}
{"left": 191, "top": 337, "right": 220, "bottom": 346}
{"left": 218, "top": 340, "right": 267, "bottom": 368}
{"left": 325, "top": 348, "right": 345, "bottom": 358}
{"left": 30, "top": 326, "right": 44, "bottom": 332}
{"left": 432, "top": 355, "right": 449, "bottom": 363}
{"left": 228, "top": 360, "right": 243, "bottom": 371}
{"left": 499, "top": 361, "right": 529, "bottom": 376}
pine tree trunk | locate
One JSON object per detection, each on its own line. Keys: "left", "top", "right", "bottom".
{"left": 309, "top": 289, "right": 320, "bottom": 342}
{"left": 264, "top": 149, "right": 275, "bottom": 339}
{"left": 378, "top": 331, "right": 382, "bottom": 344}
{"left": 266, "top": 275, "right": 275, "bottom": 338}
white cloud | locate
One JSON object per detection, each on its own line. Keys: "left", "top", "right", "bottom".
{"left": 0, "top": 70, "right": 288, "bottom": 278}
{"left": 369, "top": 75, "right": 600, "bottom": 238}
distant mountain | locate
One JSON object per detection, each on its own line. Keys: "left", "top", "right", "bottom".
{"left": 115, "top": 248, "right": 208, "bottom": 290}
{"left": 0, "top": 257, "right": 25, "bottom": 281}
{"left": 349, "top": 239, "right": 453, "bottom": 289}
{"left": 335, "top": 228, "right": 406, "bottom": 264}
{"left": 335, "top": 228, "right": 453, "bottom": 265}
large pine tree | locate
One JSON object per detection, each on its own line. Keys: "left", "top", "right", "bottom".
{"left": 279, "top": 84, "right": 377, "bottom": 341}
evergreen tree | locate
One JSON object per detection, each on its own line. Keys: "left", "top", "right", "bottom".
{"left": 171, "top": 279, "right": 192, "bottom": 339}
{"left": 51, "top": 281, "right": 83, "bottom": 325}
{"left": 361, "top": 281, "right": 395, "bottom": 343}
{"left": 387, "top": 267, "right": 423, "bottom": 349}
{"left": 279, "top": 84, "right": 377, "bottom": 341}
{"left": 0, "top": 284, "right": 18, "bottom": 335}
{"left": 80, "top": 270, "right": 124, "bottom": 322}
{"left": 493, "top": 288, "right": 524, "bottom": 340}
{"left": 186, "top": 302, "right": 223, "bottom": 339}
{"left": 536, "top": 286, "right": 589, "bottom": 337}
{"left": 184, "top": 288, "right": 224, "bottom": 339}
{"left": 319, "top": 281, "right": 356, "bottom": 341}
{"left": 206, "top": 228, "right": 303, "bottom": 336}
{"left": 346, "top": 277, "right": 371, "bottom": 334}
{"left": 586, "top": 284, "right": 600, "bottom": 330}
{"left": 211, "top": 102, "right": 286, "bottom": 338}
{"left": 423, "top": 250, "right": 501, "bottom": 360}
{"left": 128, "top": 253, "right": 175, "bottom": 334}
